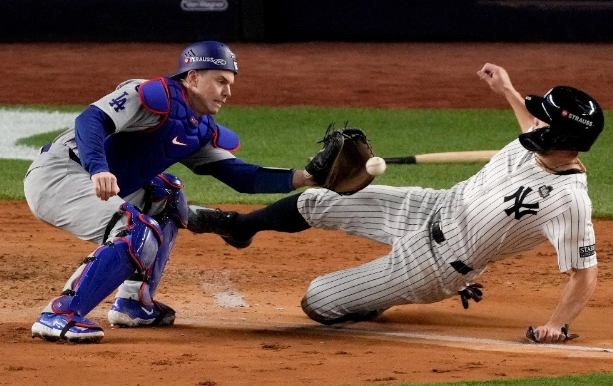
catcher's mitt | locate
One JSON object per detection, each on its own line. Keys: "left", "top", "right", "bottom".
{"left": 306, "top": 124, "right": 375, "bottom": 195}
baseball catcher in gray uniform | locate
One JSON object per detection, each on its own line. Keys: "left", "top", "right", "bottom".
{"left": 190, "top": 63, "right": 604, "bottom": 344}
{"left": 25, "top": 41, "right": 317, "bottom": 343}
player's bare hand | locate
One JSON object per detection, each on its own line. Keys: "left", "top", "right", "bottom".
{"left": 525, "top": 324, "right": 579, "bottom": 343}
{"left": 92, "top": 172, "right": 120, "bottom": 201}
{"left": 458, "top": 282, "right": 483, "bottom": 309}
{"left": 477, "top": 63, "right": 514, "bottom": 96}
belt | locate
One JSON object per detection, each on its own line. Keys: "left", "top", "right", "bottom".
{"left": 41, "top": 143, "right": 82, "bottom": 165}
{"left": 430, "top": 210, "right": 474, "bottom": 276}
{"left": 431, "top": 211, "right": 446, "bottom": 243}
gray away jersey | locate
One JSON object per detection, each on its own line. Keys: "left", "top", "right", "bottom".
{"left": 52, "top": 79, "right": 236, "bottom": 170}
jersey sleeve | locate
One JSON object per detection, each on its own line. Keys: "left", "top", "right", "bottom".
{"left": 181, "top": 144, "right": 295, "bottom": 193}
{"left": 543, "top": 188, "right": 597, "bottom": 272}
{"left": 91, "top": 79, "right": 162, "bottom": 133}
{"left": 181, "top": 143, "right": 237, "bottom": 169}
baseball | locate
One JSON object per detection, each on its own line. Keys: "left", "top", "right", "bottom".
{"left": 365, "top": 157, "right": 386, "bottom": 176}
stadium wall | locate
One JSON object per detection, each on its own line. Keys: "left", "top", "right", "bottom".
{"left": 0, "top": 0, "right": 611, "bottom": 42}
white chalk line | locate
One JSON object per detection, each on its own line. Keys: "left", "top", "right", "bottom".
{"left": 311, "top": 326, "right": 613, "bottom": 354}
{"left": 193, "top": 317, "right": 613, "bottom": 358}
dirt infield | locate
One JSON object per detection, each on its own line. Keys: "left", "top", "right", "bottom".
{"left": 1, "top": 43, "right": 613, "bottom": 386}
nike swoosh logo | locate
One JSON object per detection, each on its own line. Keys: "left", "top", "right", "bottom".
{"left": 141, "top": 307, "right": 154, "bottom": 316}
{"left": 172, "top": 136, "right": 188, "bottom": 146}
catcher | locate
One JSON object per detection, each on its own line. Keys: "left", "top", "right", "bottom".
{"left": 189, "top": 63, "right": 602, "bottom": 344}
{"left": 26, "top": 41, "right": 335, "bottom": 343}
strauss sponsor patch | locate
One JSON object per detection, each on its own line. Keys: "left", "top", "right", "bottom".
{"left": 579, "top": 244, "right": 595, "bottom": 258}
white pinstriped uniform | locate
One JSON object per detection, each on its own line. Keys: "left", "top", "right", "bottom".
{"left": 297, "top": 139, "right": 596, "bottom": 321}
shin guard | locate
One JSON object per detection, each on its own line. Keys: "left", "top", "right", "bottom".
{"left": 137, "top": 219, "right": 179, "bottom": 305}
{"left": 121, "top": 173, "right": 187, "bottom": 305}
{"left": 50, "top": 203, "right": 162, "bottom": 317}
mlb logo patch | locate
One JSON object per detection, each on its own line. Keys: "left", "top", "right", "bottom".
{"left": 579, "top": 244, "right": 595, "bottom": 258}
{"left": 538, "top": 185, "right": 553, "bottom": 198}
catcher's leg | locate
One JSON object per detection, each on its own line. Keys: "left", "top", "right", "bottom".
{"left": 109, "top": 174, "right": 187, "bottom": 327}
{"left": 31, "top": 203, "right": 163, "bottom": 342}
{"left": 187, "top": 193, "right": 310, "bottom": 248}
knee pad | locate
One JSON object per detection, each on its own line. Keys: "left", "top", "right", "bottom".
{"left": 144, "top": 173, "right": 188, "bottom": 228}
{"left": 52, "top": 203, "right": 163, "bottom": 316}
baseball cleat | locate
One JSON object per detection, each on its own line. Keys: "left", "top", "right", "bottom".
{"left": 31, "top": 313, "right": 104, "bottom": 343}
{"left": 187, "top": 205, "right": 253, "bottom": 249}
{"left": 107, "top": 298, "right": 176, "bottom": 327}
{"left": 311, "top": 309, "right": 386, "bottom": 325}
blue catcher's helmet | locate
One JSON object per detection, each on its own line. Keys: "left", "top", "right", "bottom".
{"left": 520, "top": 86, "right": 604, "bottom": 152}
{"left": 170, "top": 41, "right": 238, "bottom": 79}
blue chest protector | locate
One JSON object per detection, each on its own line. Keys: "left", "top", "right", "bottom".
{"left": 104, "top": 77, "right": 238, "bottom": 197}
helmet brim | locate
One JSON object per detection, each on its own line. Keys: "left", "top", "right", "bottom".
{"left": 169, "top": 71, "right": 187, "bottom": 80}
{"left": 525, "top": 95, "right": 553, "bottom": 125}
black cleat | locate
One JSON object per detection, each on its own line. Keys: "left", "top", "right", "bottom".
{"left": 301, "top": 295, "right": 385, "bottom": 325}
{"left": 187, "top": 206, "right": 253, "bottom": 249}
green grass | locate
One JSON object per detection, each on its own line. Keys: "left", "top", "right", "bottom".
{"left": 371, "top": 373, "right": 613, "bottom": 386}
{"left": 15, "top": 129, "right": 67, "bottom": 147}
{"left": 4, "top": 106, "right": 612, "bottom": 217}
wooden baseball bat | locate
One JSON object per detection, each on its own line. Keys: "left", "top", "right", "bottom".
{"left": 383, "top": 150, "right": 498, "bottom": 164}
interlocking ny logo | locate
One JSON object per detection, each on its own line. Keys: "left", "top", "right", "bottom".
{"left": 109, "top": 91, "right": 129, "bottom": 112}
{"left": 504, "top": 186, "right": 539, "bottom": 220}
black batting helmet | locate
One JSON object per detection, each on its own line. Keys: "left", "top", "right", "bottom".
{"left": 519, "top": 86, "right": 604, "bottom": 152}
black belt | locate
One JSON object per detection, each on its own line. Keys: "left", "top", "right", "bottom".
{"left": 431, "top": 211, "right": 474, "bottom": 276}
{"left": 41, "top": 143, "right": 81, "bottom": 165}
{"left": 431, "top": 211, "right": 446, "bottom": 243}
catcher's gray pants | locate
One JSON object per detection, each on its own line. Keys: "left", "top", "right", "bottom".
{"left": 24, "top": 144, "right": 149, "bottom": 244}
{"left": 25, "top": 143, "right": 174, "bottom": 313}
{"left": 296, "top": 185, "right": 472, "bottom": 323}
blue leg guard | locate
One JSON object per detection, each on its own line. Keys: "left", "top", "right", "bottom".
{"left": 110, "top": 174, "right": 187, "bottom": 326}
{"left": 49, "top": 203, "right": 162, "bottom": 317}
{"left": 134, "top": 173, "right": 187, "bottom": 304}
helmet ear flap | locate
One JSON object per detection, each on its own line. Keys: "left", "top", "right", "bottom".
{"left": 519, "top": 126, "right": 594, "bottom": 152}
{"left": 519, "top": 127, "right": 550, "bottom": 152}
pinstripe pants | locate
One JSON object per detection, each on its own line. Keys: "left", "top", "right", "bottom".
{"left": 297, "top": 185, "right": 470, "bottom": 322}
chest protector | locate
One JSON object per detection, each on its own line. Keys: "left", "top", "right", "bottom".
{"left": 104, "top": 77, "right": 239, "bottom": 197}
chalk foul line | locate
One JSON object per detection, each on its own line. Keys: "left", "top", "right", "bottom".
{"left": 195, "top": 317, "right": 613, "bottom": 357}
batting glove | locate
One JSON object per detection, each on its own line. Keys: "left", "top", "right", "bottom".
{"left": 458, "top": 282, "right": 483, "bottom": 309}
